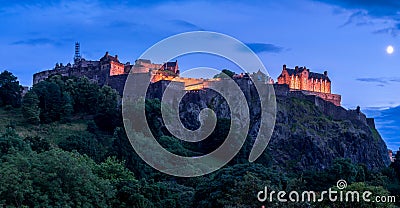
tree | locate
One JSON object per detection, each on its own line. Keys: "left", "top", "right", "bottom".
{"left": 194, "top": 163, "right": 286, "bottom": 207}
{"left": 0, "top": 149, "right": 115, "bottom": 207}
{"left": 60, "top": 91, "right": 73, "bottom": 122}
{"left": 22, "top": 90, "right": 40, "bottom": 124}
{"left": 95, "top": 156, "right": 136, "bottom": 183}
{"left": 213, "top": 69, "right": 235, "bottom": 79}
{"left": 69, "top": 77, "right": 100, "bottom": 114}
{"left": 0, "top": 70, "right": 22, "bottom": 107}
{"left": 109, "top": 127, "right": 156, "bottom": 179}
{"left": 32, "top": 81, "right": 64, "bottom": 123}
{"left": 0, "top": 128, "right": 30, "bottom": 157}
{"left": 58, "top": 134, "right": 107, "bottom": 162}
{"left": 31, "top": 81, "right": 74, "bottom": 123}
{"left": 24, "top": 136, "right": 50, "bottom": 153}
{"left": 94, "top": 85, "right": 120, "bottom": 131}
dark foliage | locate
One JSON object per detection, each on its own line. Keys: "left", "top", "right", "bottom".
{"left": 0, "top": 70, "right": 22, "bottom": 107}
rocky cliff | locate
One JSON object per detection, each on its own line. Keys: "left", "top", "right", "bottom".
{"left": 269, "top": 95, "right": 390, "bottom": 171}
{"left": 147, "top": 81, "right": 391, "bottom": 171}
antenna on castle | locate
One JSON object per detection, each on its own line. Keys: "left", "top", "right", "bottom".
{"left": 74, "top": 42, "right": 81, "bottom": 63}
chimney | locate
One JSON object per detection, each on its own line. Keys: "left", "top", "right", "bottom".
{"left": 105, "top": 51, "right": 109, "bottom": 56}
{"left": 115, "top": 55, "right": 118, "bottom": 59}
{"left": 324, "top": 71, "right": 328, "bottom": 76}
{"left": 295, "top": 66, "right": 299, "bottom": 71}
{"left": 283, "top": 64, "right": 287, "bottom": 71}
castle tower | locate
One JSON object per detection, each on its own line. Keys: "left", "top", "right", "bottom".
{"left": 74, "top": 42, "right": 81, "bottom": 63}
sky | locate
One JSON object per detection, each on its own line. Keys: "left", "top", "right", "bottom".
{"left": 0, "top": 0, "right": 399, "bottom": 149}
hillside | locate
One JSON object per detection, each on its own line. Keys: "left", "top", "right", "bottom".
{"left": 172, "top": 84, "right": 391, "bottom": 172}
{"left": 269, "top": 95, "right": 390, "bottom": 171}
{"left": 0, "top": 73, "right": 397, "bottom": 207}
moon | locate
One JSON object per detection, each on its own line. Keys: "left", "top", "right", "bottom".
{"left": 386, "top": 45, "right": 394, "bottom": 54}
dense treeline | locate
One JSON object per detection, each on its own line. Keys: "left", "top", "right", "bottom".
{"left": 0, "top": 70, "right": 400, "bottom": 207}
{"left": 22, "top": 74, "right": 120, "bottom": 131}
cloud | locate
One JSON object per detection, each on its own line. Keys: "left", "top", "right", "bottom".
{"left": 373, "top": 27, "right": 399, "bottom": 36}
{"left": 245, "top": 43, "right": 284, "bottom": 54}
{"left": 314, "top": 0, "right": 400, "bottom": 36}
{"left": 356, "top": 77, "right": 388, "bottom": 84}
{"left": 356, "top": 77, "right": 400, "bottom": 85}
{"left": 390, "top": 78, "right": 400, "bottom": 82}
{"left": 0, "top": 0, "right": 62, "bottom": 7}
{"left": 11, "top": 38, "right": 62, "bottom": 46}
{"left": 363, "top": 105, "right": 400, "bottom": 150}
{"left": 338, "top": 11, "right": 368, "bottom": 28}
{"left": 170, "top": 19, "right": 204, "bottom": 31}
{"left": 314, "top": 0, "right": 400, "bottom": 17}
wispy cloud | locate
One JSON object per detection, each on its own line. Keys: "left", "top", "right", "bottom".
{"left": 363, "top": 105, "right": 400, "bottom": 150}
{"left": 389, "top": 78, "right": 400, "bottom": 83}
{"left": 245, "top": 43, "right": 284, "bottom": 54}
{"left": 373, "top": 27, "right": 399, "bottom": 37}
{"left": 314, "top": 0, "right": 400, "bottom": 36}
{"left": 314, "top": 0, "right": 400, "bottom": 17}
{"left": 170, "top": 19, "right": 204, "bottom": 31}
{"left": 356, "top": 77, "right": 388, "bottom": 84}
{"left": 356, "top": 77, "right": 400, "bottom": 86}
{"left": 339, "top": 11, "right": 370, "bottom": 28}
{"left": 11, "top": 38, "right": 62, "bottom": 46}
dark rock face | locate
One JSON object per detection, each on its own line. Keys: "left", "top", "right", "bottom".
{"left": 268, "top": 96, "right": 390, "bottom": 171}
{"left": 147, "top": 81, "right": 391, "bottom": 171}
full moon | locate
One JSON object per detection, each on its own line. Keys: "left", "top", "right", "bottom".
{"left": 387, "top": 45, "right": 394, "bottom": 54}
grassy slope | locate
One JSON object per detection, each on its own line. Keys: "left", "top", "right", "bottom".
{"left": 0, "top": 107, "right": 89, "bottom": 143}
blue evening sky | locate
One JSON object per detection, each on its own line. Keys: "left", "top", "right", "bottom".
{"left": 0, "top": 0, "right": 399, "bottom": 149}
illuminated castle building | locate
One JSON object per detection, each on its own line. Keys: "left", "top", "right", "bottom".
{"left": 33, "top": 43, "right": 340, "bottom": 106}
{"left": 277, "top": 65, "right": 341, "bottom": 106}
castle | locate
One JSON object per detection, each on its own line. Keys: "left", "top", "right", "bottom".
{"left": 33, "top": 43, "right": 184, "bottom": 93}
{"left": 33, "top": 43, "right": 339, "bottom": 106}
{"left": 33, "top": 43, "right": 273, "bottom": 94}
{"left": 277, "top": 65, "right": 341, "bottom": 106}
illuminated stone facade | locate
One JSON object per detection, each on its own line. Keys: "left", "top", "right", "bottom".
{"left": 277, "top": 65, "right": 341, "bottom": 106}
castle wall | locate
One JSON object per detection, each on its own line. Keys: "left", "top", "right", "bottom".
{"left": 109, "top": 61, "right": 125, "bottom": 76}
{"left": 301, "top": 90, "right": 341, "bottom": 106}
{"left": 107, "top": 74, "right": 128, "bottom": 95}
{"left": 274, "top": 84, "right": 290, "bottom": 96}
{"left": 146, "top": 80, "right": 185, "bottom": 100}
{"left": 273, "top": 84, "right": 368, "bottom": 126}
